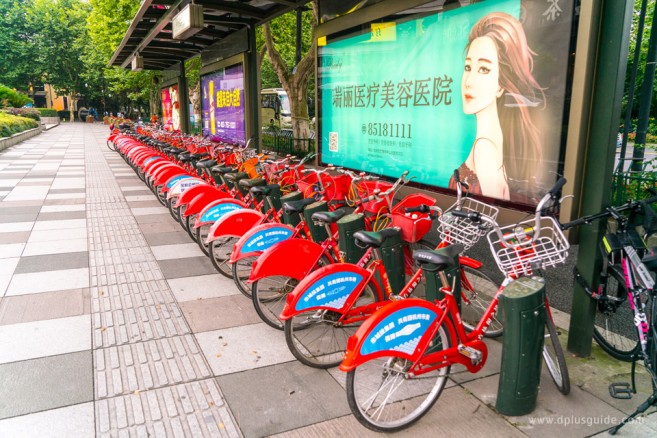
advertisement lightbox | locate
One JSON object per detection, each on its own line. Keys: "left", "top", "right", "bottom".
{"left": 201, "top": 63, "right": 246, "bottom": 145}
{"left": 161, "top": 84, "right": 180, "bottom": 131}
{"left": 319, "top": 0, "right": 576, "bottom": 206}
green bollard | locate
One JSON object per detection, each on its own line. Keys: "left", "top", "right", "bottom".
{"left": 496, "top": 276, "right": 546, "bottom": 416}
{"left": 263, "top": 184, "right": 282, "bottom": 213}
{"left": 280, "top": 191, "right": 303, "bottom": 226}
{"left": 337, "top": 213, "right": 366, "bottom": 263}
{"left": 381, "top": 228, "right": 405, "bottom": 295}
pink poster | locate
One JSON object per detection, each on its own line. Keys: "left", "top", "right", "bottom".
{"left": 161, "top": 84, "right": 180, "bottom": 131}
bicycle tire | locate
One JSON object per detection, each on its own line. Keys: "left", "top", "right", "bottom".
{"left": 195, "top": 224, "right": 211, "bottom": 256}
{"left": 284, "top": 283, "right": 377, "bottom": 368}
{"left": 252, "top": 256, "right": 331, "bottom": 330}
{"left": 179, "top": 204, "right": 189, "bottom": 232}
{"left": 592, "top": 267, "right": 640, "bottom": 361}
{"left": 346, "top": 322, "right": 452, "bottom": 432}
{"left": 155, "top": 185, "right": 167, "bottom": 206}
{"left": 168, "top": 198, "right": 181, "bottom": 223}
{"left": 543, "top": 316, "right": 570, "bottom": 395}
{"left": 106, "top": 140, "right": 117, "bottom": 151}
{"left": 185, "top": 214, "right": 198, "bottom": 241}
{"left": 232, "top": 255, "right": 257, "bottom": 298}
{"left": 460, "top": 266, "right": 503, "bottom": 337}
{"left": 209, "top": 237, "right": 237, "bottom": 278}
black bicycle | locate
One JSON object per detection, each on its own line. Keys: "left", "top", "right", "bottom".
{"left": 563, "top": 192, "right": 657, "bottom": 434}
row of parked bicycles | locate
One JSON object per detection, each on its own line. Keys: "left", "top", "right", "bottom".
{"left": 107, "top": 127, "right": 657, "bottom": 434}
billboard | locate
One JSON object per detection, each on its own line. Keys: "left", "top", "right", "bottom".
{"left": 161, "top": 84, "right": 180, "bottom": 131}
{"left": 201, "top": 63, "right": 246, "bottom": 145}
{"left": 319, "top": 0, "right": 576, "bottom": 206}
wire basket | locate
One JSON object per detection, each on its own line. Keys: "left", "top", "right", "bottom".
{"left": 437, "top": 197, "right": 499, "bottom": 250}
{"left": 487, "top": 216, "right": 570, "bottom": 278}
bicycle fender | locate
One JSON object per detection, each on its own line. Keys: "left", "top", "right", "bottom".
{"left": 163, "top": 173, "right": 193, "bottom": 194}
{"left": 174, "top": 182, "right": 213, "bottom": 208}
{"left": 339, "top": 299, "right": 445, "bottom": 372}
{"left": 167, "top": 177, "right": 205, "bottom": 199}
{"left": 135, "top": 152, "right": 161, "bottom": 167}
{"left": 194, "top": 199, "right": 248, "bottom": 228}
{"left": 206, "top": 209, "right": 264, "bottom": 243}
{"left": 229, "top": 223, "right": 295, "bottom": 263}
{"left": 279, "top": 264, "right": 371, "bottom": 320}
{"left": 148, "top": 163, "right": 178, "bottom": 183}
{"left": 144, "top": 159, "right": 170, "bottom": 177}
{"left": 249, "top": 239, "right": 324, "bottom": 282}
{"left": 458, "top": 256, "right": 482, "bottom": 269}
{"left": 184, "top": 189, "right": 231, "bottom": 217}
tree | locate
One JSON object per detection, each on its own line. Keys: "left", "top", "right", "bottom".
{"left": 263, "top": 1, "right": 317, "bottom": 148}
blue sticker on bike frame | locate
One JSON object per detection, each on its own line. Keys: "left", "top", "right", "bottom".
{"left": 144, "top": 156, "right": 162, "bottom": 165}
{"left": 200, "top": 203, "right": 244, "bottom": 223}
{"left": 166, "top": 175, "right": 191, "bottom": 188}
{"left": 242, "top": 226, "right": 294, "bottom": 254}
{"left": 295, "top": 271, "right": 364, "bottom": 312}
{"left": 360, "top": 306, "right": 436, "bottom": 357}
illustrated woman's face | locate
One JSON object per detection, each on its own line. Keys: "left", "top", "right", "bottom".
{"left": 462, "top": 36, "right": 503, "bottom": 115}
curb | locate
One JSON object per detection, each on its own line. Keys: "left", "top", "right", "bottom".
{"left": 0, "top": 126, "right": 44, "bottom": 152}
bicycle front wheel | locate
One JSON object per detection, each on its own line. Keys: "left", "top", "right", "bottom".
{"left": 252, "top": 276, "right": 299, "bottom": 330}
{"left": 592, "top": 267, "right": 640, "bottom": 361}
{"left": 460, "top": 266, "right": 503, "bottom": 337}
{"left": 284, "top": 283, "right": 377, "bottom": 368}
{"left": 232, "top": 255, "right": 257, "bottom": 298}
{"left": 195, "top": 224, "right": 212, "bottom": 256}
{"left": 346, "top": 323, "right": 452, "bottom": 432}
{"left": 210, "top": 237, "right": 237, "bottom": 278}
{"left": 543, "top": 316, "right": 570, "bottom": 395}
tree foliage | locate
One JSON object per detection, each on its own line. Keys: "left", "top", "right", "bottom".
{"left": 624, "top": 0, "right": 657, "bottom": 120}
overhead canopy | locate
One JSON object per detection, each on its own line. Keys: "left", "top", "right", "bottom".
{"left": 110, "top": 0, "right": 309, "bottom": 70}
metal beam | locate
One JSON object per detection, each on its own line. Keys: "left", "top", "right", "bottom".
{"left": 196, "top": 0, "right": 266, "bottom": 19}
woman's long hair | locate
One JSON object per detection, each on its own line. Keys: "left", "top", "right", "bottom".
{"left": 467, "top": 12, "right": 545, "bottom": 199}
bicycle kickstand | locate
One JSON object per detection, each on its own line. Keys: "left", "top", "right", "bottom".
{"left": 608, "top": 392, "right": 657, "bottom": 435}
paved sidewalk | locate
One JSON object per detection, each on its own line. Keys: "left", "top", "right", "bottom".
{"left": 0, "top": 123, "right": 656, "bottom": 437}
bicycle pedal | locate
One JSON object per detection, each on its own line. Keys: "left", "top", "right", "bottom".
{"left": 609, "top": 382, "right": 633, "bottom": 399}
{"left": 458, "top": 344, "right": 482, "bottom": 363}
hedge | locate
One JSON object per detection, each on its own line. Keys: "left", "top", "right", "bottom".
{"left": 0, "top": 112, "right": 39, "bottom": 138}
{"left": 36, "top": 108, "right": 58, "bottom": 117}
{"left": 2, "top": 107, "right": 40, "bottom": 121}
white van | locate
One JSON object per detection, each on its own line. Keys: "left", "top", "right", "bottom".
{"left": 261, "top": 88, "right": 292, "bottom": 128}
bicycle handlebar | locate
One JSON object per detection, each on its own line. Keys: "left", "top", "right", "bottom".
{"left": 561, "top": 192, "right": 657, "bottom": 230}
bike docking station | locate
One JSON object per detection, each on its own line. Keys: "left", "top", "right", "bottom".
{"left": 337, "top": 213, "right": 367, "bottom": 263}
{"left": 496, "top": 276, "right": 546, "bottom": 416}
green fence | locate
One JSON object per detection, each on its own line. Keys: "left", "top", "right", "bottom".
{"left": 611, "top": 170, "right": 657, "bottom": 205}
{"left": 261, "top": 128, "right": 315, "bottom": 156}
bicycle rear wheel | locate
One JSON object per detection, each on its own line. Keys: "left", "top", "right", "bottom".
{"left": 346, "top": 322, "right": 452, "bottom": 432}
{"left": 106, "top": 140, "right": 117, "bottom": 151}
{"left": 592, "top": 267, "right": 640, "bottom": 361}
{"left": 543, "top": 316, "right": 570, "bottom": 395}
{"left": 210, "top": 237, "right": 236, "bottom": 278}
{"left": 195, "top": 224, "right": 212, "bottom": 256}
{"left": 460, "top": 266, "right": 503, "bottom": 337}
{"left": 284, "top": 283, "right": 377, "bottom": 368}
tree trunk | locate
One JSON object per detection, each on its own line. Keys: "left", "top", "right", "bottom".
{"left": 263, "top": 1, "right": 317, "bottom": 152}
{"left": 69, "top": 93, "right": 75, "bottom": 122}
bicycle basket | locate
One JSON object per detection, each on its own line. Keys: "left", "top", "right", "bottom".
{"left": 487, "top": 216, "right": 570, "bottom": 278}
{"left": 295, "top": 172, "right": 319, "bottom": 199}
{"left": 358, "top": 179, "right": 394, "bottom": 214}
{"left": 437, "top": 197, "right": 499, "bottom": 250}
{"left": 391, "top": 193, "right": 437, "bottom": 243}
{"left": 322, "top": 173, "right": 352, "bottom": 203}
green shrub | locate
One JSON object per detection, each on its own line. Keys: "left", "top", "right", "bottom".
{"left": 36, "top": 108, "right": 58, "bottom": 117}
{"left": 2, "top": 107, "right": 40, "bottom": 121}
{"left": 0, "top": 85, "right": 33, "bottom": 108}
{"left": 0, "top": 112, "right": 39, "bottom": 138}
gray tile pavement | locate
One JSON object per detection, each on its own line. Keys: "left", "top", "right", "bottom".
{"left": 0, "top": 123, "right": 655, "bottom": 437}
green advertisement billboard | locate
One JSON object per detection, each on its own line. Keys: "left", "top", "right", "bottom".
{"left": 319, "top": 0, "right": 575, "bottom": 206}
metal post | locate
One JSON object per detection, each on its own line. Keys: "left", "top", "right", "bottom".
{"left": 567, "top": 0, "right": 633, "bottom": 357}
{"left": 178, "top": 62, "right": 190, "bottom": 133}
{"left": 247, "top": 24, "right": 260, "bottom": 151}
{"left": 630, "top": 6, "right": 657, "bottom": 171}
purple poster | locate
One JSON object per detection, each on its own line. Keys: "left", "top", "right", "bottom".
{"left": 201, "top": 63, "right": 246, "bottom": 145}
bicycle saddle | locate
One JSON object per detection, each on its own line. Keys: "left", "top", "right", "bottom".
{"left": 412, "top": 245, "right": 464, "bottom": 272}
{"left": 250, "top": 184, "right": 279, "bottom": 197}
{"left": 282, "top": 198, "right": 316, "bottom": 215}
{"left": 353, "top": 228, "right": 400, "bottom": 249}
{"left": 224, "top": 172, "right": 248, "bottom": 183}
{"left": 238, "top": 178, "right": 266, "bottom": 188}
{"left": 311, "top": 209, "right": 347, "bottom": 224}
{"left": 210, "top": 166, "right": 234, "bottom": 174}
{"left": 195, "top": 159, "right": 217, "bottom": 169}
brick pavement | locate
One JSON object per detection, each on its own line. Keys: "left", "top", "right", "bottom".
{"left": 0, "top": 123, "right": 656, "bottom": 437}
